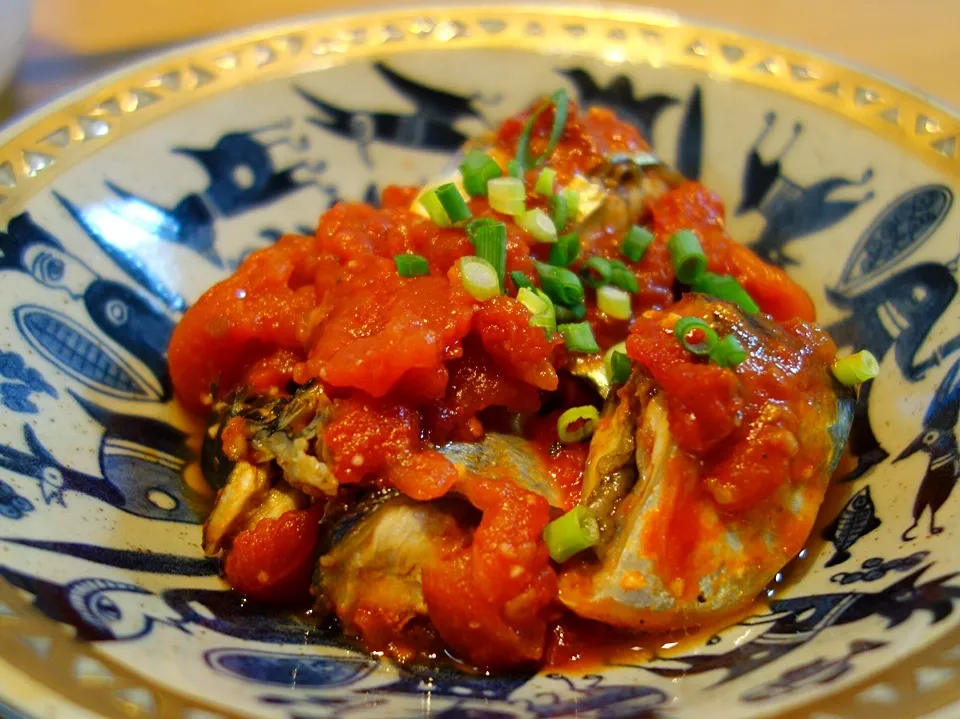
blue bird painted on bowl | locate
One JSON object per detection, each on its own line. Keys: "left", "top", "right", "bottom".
{"left": 826, "top": 185, "right": 959, "bottom": 479}
{"left": 297, "top": 62, "right": 496, "bottom": 166}
{"left": 737, "top": 112, "right": 874, "bottom": 266}
{"left": 896, "top": 359, "right": 960, "bottom": 540}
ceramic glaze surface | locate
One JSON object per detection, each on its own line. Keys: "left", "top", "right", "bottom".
{"left": 0, "top": 6, "right": 959, "bottom": 719}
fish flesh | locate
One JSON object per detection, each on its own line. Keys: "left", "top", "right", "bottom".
{"left": 568, "top": 152, "right": 680, "bottom": 249}
{"left": 579, "top": 373, "right": 643, "bottom": 544}
{"left": 201, "top": 374, "right": 565, "bottom": 557}
{"left": 440, "top": 432, "right": 563, "bottom": 508}
{"left": 558, "top": 297, "right": 855, "bottom": 630}
{"left": 313, "top": 491, "right": 474, "bottom": 644}
{"left": 203, "top": 460, "right": 272, "bottom": 555}
{"left": 413, "top": 137, "right": 678, "bottom": 241}
{"left": 201, "top": 380, "right": 332, "bottom": 491}
{"left": 200, "top": 381, "right": 332, "bottom": 554}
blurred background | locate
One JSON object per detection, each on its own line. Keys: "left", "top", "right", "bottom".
{"left": 2, "top": 0, "right": 958, "bottom": 123}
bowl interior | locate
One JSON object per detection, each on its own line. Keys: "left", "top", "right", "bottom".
{"left": 0, "top": 11, "right": 959, "bottom": 719}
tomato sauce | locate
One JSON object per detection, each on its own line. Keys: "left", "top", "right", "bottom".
{"left": 169, "top": 95, "right": 839, "bottom": 671}
{"left": 223, "top": 503, "right": 325, "bottom": 603}
{"left": 528, "top": 411, "right": 591, "bottom": 511}
{"left": 650, "top": 182, "right": 817, "bottom": 323}
{"left": 624, "top": 294, "right": 839, "bottom": 594}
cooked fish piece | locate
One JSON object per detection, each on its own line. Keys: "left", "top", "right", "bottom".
{"left": 558, "top": 298, "right": 855, "bottom": 630}
{"left": 580, "top": 373, "right": 644, "bottom": 545}
{"left": 440, "top": 432, "right": 564, "bottom": 508}
{"left": 313, "top": 432, "right": 567, "bottom": 645}
{"left": 200, "top": 381, "right": 334, "bottom": 553}
{"left": 413, "top": 136, "right": 677, "bottom": 236}
{"left": 240, "top": 481, "right": 310, "bottom": 530}
{"left": 203, "top": 379, "right": 563, "bottom": 556}
{"left": 568, "top": 152, "right": 680, "bottom": 250}
{"left": 254, "top": 430, "right": 335, "bottom": 498}
{"left": 313, "top": 491, "right": 473, "bottom": 644}
{"left": 202, "top": 460, "right": 272, "bottom": 555}
{"left": 202, "top": 380, "right": 334, "bottom": 490}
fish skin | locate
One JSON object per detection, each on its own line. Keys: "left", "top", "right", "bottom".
{"left": 440, "top": 433, "right": 563, "bottom": 508}
{"left": 822, "top": 486, "right": 882, "bottom": 567}
{"left": 312, "top": 495, "right": 472, "bottom": 637}
{"left": 558, "top": 297, "right": 856, "bottom": 630}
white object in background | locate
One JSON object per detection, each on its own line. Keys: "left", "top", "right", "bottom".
{"left": 0, "top": 0, "right": 32, "bottom": 94}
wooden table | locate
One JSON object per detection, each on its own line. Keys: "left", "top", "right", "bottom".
{"left": 9, "top": 0, "right": 960, "bottom": 119}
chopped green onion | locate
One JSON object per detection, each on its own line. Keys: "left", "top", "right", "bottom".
{"left": 556, "top": 405, "right": 601, "bottom": 444}
{"left": 550, "top": 192, "right": 569, "bottom": 231}
{"left": 668, "top": 229, "right": 708, "bottom": 284}
{"left": 832, "top": 350, "right": 880, "bottom": 387}
{"left": 518, "top": 287, "right": 556, "bottom": 337}
{"left": 609, "top": 261, "right": 639, "bottom": 294}
{"left": 469, "top": 219, "right": 507, "bottom": 292}
{"left": 549, "top": 232, "right": 580, "bottom": 267}
{"left": 559, "top": 322, "right": 600, "bottom": 353}
{"left": 394, "top": 253, "right": 429, "bottom": 277}
{"left": 563, "top": 189, "right": 580, "bottom": 222}
{"left": 511, "top": 270, "right": 534, "bottom": 291}
{"left": 530, "top": 313, "right": 557, "bottom": 337}
{"left": 535, "top": 167, "right": 556, "bottom": 196}
{"left": 691, "top": 272, "right": 760, "bottom": 314}
{"left": 418, "top": 188, "right": 452, "bottom": 227}
{"left": 597, "top": 285, "right": 632, "bottom": 320}
{"left": 603, "top": 341, "right": 632, "bottom": 384}
{"left": 579, "top": 257, "right": 614, "bottom": 288}
{"left": 536, "top": 261, "right": 584, "bottom": 307}
{"left": 710, "top": 334, "right": 748, "bottom": 368}
{"left": 517, "top": 286, "right": 550, "bottom": 315}
{"left": 459, "top": 150, "right": 502, "bottom": 197}
{"left": 555, "top": 303, "right": 587, "bottom": 323}
{"left": 519, "top": 208, "right": 558, "bottom": 243}
{"left": 459, "top": 256, "right": 500, "bottom": 301}
{"left": 515, "top": 89, "right": 570, "bottom": 171}
{"left": 507, "top": 159, "right": 525, "bottom": 179}
{"left": 673, "top": 316, "right": 718, "bottom": 356}
{"left": 543, "top": 505, "right": 600, "bottom": 563}
{"left": 533, "top": 287, "right": 555, "bottom": 309}
{"left": 621, "top": 225, "right": 654, "bottom": 263}
{"left": 603, "top": 341, "right": 626, "bottom": 370}
{"left": 603, "top": 342, "right": 627, "bottom": 382}
{"left": 487, "top": 177, "right": 526, "bottom": 216}
{"left": 465, "top": 217, "right": 500, "bottom": 237}
{"left": 612, "top": 353, "right": 632, "bottom": 385}
{"left": 435, "top": 183, "right": 472, "bottom": 224}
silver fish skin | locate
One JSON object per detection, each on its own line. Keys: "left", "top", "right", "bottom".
{"left": 558, "top": 297, "right": 856, "bottom": 630}
{"left": 313, "top": 493, "right": 473, "bottom": 639}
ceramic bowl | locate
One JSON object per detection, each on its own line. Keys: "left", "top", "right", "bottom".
{"left": 0, "top": 5, "right": 959, "bottom": 719}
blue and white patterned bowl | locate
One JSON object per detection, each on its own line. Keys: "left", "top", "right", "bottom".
{"left": 1, "top": 5, "right": 959, "bottom": 719}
